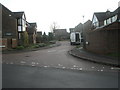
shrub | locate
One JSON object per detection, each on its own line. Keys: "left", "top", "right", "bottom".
{"left": 38, "top": 43, "right": 46, "bottom": 47}
{"left": 49, "top": 41, "right": 56, "bottom": 44}
{"left": 32, "top": 45, "right": 40, "bottom": 48}
{"left": 16, "top": 46, "right": 24, "bottom": 50}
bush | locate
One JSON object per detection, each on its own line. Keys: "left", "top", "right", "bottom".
{"left": 15, "top": 46, "right": 24, "bottom": 50}
{"left": 38, "top": 43, "right": 46, "bottom": 47}
{"left": 49, "top": 41, "right": 56, "bottom": 44}
{"left": 32, "top": 45, "right": 40, "bottom": 48}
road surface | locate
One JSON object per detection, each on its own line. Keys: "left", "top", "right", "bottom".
{"left": 2, "top": 41, "right": 119, "bottom": 88}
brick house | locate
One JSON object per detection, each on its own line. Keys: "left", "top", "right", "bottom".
{"left": 82, "top": 20, "right": 92, "bottom": 48}
{"left": 1, "top": 4, "right": 18, "bottom": 50}
{"left": 13, "top": 11, "right": 27, "bottom": 46}
{"left": 27, "top": 23, "right": 37, "bottom": 44}
{"left": 53, "top": 29, "right": 69, "bottom": 40}
{"left": 85, "top": 7, "right": 120, "bottom": 54}
{"left": 36, "top": 31, "right": 42, "bottom": 43}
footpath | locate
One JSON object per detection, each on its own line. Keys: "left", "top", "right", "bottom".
{"left": 68, "top": 47, "right": 119, "bottom": 67}
{"left": 2, "top": 41, "right": 61, "bottom": 54}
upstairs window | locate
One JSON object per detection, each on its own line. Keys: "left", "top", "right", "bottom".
{"left": 18, "top": 19, "right": 22, "bottom": 25}
{"left": 112, "top": 15, "right": 117, "bottom": 22}
{"left": 18, "top": 26, "right": 22, "bottom": 31}
{"left": 104, "top": 20, "right": 107, "bottom": 25}
{"left": 107, "top": 18, "right": 111, "bottom": 24}
{"left": 92, "top": 15, "right": 99, "bottom": 27}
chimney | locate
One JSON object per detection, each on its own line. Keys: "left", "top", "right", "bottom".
{"left": 106, "top": 9, "right": 111, "bottom": 16}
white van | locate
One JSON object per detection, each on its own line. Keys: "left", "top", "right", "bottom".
{"left": 70, "top": 32, "right": 82, "bottom": 45}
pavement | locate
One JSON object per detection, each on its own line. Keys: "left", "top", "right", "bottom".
{"left": 68, "top": 47, "right": 119, "bottom": 67}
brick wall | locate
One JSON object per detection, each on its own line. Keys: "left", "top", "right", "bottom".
{"left": 12, "top": 39, "right": 17, "bottom": 48}
{"left": 1, "top": 38, "right": 7, "bottom": 50}
{"left": 85, "top": 22, "right": 119, "bottom": 54}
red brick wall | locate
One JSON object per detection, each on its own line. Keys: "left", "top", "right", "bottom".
{"left": 1, "top": 38, "right": 7, "bottom": 50}
{"left": 12, "top": 39, "right": 17, "bottom": 48}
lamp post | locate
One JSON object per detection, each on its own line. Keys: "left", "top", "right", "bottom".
{"left": 82, "top": 15, "right": 84, "bottom": 48}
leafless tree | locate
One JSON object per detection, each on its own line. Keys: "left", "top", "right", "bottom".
{"left": 50, "top": 22, "right": 60, "bottom": 32}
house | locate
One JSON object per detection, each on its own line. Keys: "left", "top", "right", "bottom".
{"left": 85, "top": 7, "right": 120, "bottom": 54}
{"left": 92, "top": 7, "right": 120, "bottom": 29}
{"left": 53, "top": 29, "right": 69, "bottom": 40}
{"left": 1, "top": 4, "right": 18, "bottom": 50}
{"left": 82, "top": 20, "right": 92, "bottom": 48}
{"left": 69, "top": 28, "right": 75, "bottom": 33}
{"left": 74, "top": 23, "right": 83, "bottom": 33}
{"left": 36, "top": 31, "right": 42, "bottom": 43}
{"left": 13, "top": 11, "right": 27, "bottom": 45}
{"left": 27, "top": 23, "right": 37, "bottom": 44}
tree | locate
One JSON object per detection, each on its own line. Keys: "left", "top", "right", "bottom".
{"left": 50, "top": 22, "right": 60, "bottom": 32}
{"left": 48, "top": 32, "right": 54, "bottom": 41}
{"left": 23, "top": 31, "right": 29, "bottom": 47}
{"left": 42, "top": 32, "right": 48, "bottom": 43}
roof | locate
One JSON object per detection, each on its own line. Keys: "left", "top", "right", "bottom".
{"left": 29, "top": 23, "right": 37, "bottom": 27}
{"left": 94, "top": 12, "right": 107, "bottom": 21}
{"left": 27, "top": 23, "right": 37, "bottom": 34}
{"left": 1, "top": 4, "right": 16, "bottom": 18}
{"left": 94, "top": 7, "right": 120, "bottom": 21}
{"left": 13, "top": 12, "right": 24, "bottom": 18}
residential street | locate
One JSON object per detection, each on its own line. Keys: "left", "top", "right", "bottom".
{"left": 2, "top": 41, "right": 119, "bottom": 88}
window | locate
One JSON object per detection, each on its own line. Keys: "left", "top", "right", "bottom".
{"left": 18, "top": 19, "right": 22, "bottom": 25}
{"left": 92, "top": 15, "right": 99, "bottom": 27}
{"left": 6, "top": 33, "right": 12, "bottom": 36}
{"left": 22, "top": 26, "right": 26, "bottom": 31}
{"left": 107, "top": 18, "right": 111, "bottom": 24}
{"left": 112, "top": 15, "right": 117, "bottom": 22}
{"left": 104, "top": 20, "right": 107, "bottom": 25}
{"left": 18, "top": 26, "right": 22, "bottom": 31}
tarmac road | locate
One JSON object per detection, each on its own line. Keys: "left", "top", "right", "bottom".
{"left": 2, "top": 41, "right": 119, "bottom": 72}
{"left": 2, "top": 64, "right": 118, "bottom": 88}
{"left": 2, "top": 41, "right": 119, "bottom": 88}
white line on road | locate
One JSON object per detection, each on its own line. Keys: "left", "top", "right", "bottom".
{"left": 47, "top": 50, "right": 56, "bottom": 52}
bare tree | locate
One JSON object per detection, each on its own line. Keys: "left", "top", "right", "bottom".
{"left": 50, "top": 22, "right": 60, "bottom": 32}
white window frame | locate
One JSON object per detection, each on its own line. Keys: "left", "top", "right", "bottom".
{"left": 18, "top": 26, "right": 22, "bottom": 31}
{"left": 112, "top": 15, "right": 117, "bottom": 22}
{"left": 104, "top": 20, "right": 107, "bottom": 25}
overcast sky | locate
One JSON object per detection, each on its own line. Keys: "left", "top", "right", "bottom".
{"left": 1, "top": 0, "right": 119, "bottom": 34}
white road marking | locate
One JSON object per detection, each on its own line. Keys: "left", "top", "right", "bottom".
{"left": 111, "top": 67, "right": 120, "bottom": 70}
{"left": 20, "top": 61, "right": 26, "bottom": 64}
{"left": 32, "top": 62, "right": 36, "bottom": 64}
{"left": 10, "top": 62, "right": 13, "bottom": 64}
{"left": 48, "top": 50, "right": 56, "bottom": 52}
{"left": 79, "top": 68, "right": 83, "bottom": 70}
{"left": 58, "top": 64, "right": 62, "bottom": 66}
{"left": 58, "top": 50, "right": 66, "bottom": 52}
{"left": 73, "top": 65, "right": 77, "bottom": 67}
{"left": 62, "top": 67, "right": 66, "bottom": 69}
{"left": 32, "top": 65, "right": 35, "bottom": 67}
{"left": 36, "top": 63, "right": 39, "bottom": 64}
{"left": 44, "top": 66, "right": 48, "bottom": 68}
